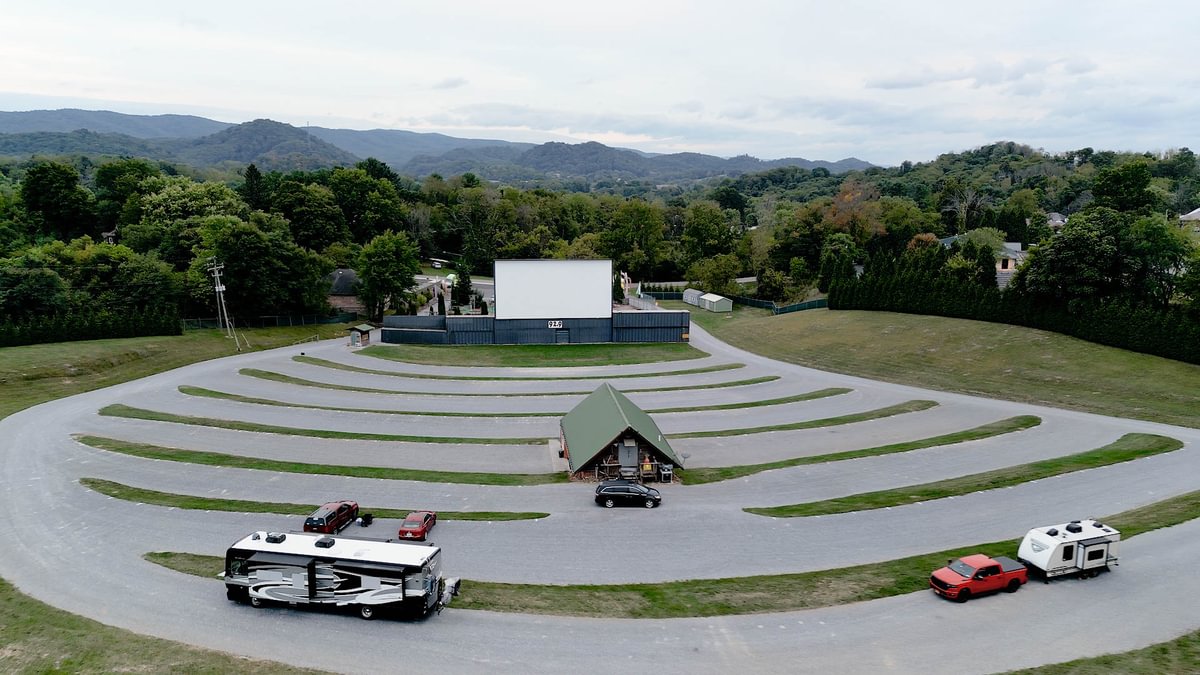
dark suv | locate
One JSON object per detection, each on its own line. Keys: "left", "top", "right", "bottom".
{"left": 594, "top": 480, "right": 662, "bottom": 509}
{"left": 303, "top": 500, "right": 359, "bottom": 533}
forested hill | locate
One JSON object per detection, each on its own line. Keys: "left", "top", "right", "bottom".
{"left": 404, "top": 141, "right": 872, "bottom": 182}
{"left": 0, "top": 108, "right": 872, "bottom": 183}
{"left": 0, "top": 120, "right": 359, "bottom": 172}
{"left": 0, "top": 109, "right": 231, "bottom": 137}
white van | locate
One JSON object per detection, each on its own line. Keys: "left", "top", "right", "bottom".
{"left": 1017, "top": 519, "right": 1120, "bottom": 579}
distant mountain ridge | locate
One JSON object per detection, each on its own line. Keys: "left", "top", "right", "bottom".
{"left": 0, "top": 108, "right": 873, "bottom": 180}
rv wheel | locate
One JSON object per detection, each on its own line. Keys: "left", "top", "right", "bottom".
{"left": 1006, "top": 579, "right": 1021, "bottom": 593}
{"left": 249, "top": 596, "right": 263, "bottom": 608}
{"left": 360, "top": 605, "right": 376, "bottom": 620}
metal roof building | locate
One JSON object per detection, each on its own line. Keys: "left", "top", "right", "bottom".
{"left": 559, "top": 383, "right": 683, "bottom": 482}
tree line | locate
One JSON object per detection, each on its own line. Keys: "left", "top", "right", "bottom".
{"left": 0, "top": 141, "right": 1197, "bottom": 354}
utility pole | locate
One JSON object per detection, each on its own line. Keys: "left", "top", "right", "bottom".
{"left": 206, "top": 257, "right": 234, "bottom": 339}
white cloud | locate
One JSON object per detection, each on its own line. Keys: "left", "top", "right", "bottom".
{"left": 1, "top": 0, "right": 1198, "bottom": 166}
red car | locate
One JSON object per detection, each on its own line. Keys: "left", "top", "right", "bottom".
{"left": 397, "top": 511, "right": 437, "bottom": 541}
{"left": 303, "top": 500, "right": 359, "bottom": 534}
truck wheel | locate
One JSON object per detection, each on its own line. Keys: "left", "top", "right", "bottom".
{"left": 1006, "top": 579, "right": 1021, "bottom": 593}
{"left": 604, "top": 499, "right": 615, "bottom": 508}
{"left": 956, "top": 590, "right": 971, "bottom": 603}
{"left": 360, "top": 605, "right": 376, "bottom": 620}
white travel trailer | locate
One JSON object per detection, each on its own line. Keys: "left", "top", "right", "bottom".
{"left": 222, "top": 531, "right": 459, "bottom": 619}
{"left": 1017, "top": 519, "right": 1120, "bottom": 579}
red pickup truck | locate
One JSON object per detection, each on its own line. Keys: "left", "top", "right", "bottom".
{"left": 930, "top": 554, "right": 1028, "bottom": 602}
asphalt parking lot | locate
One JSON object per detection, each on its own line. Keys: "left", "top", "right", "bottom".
{"left": 1, "top": 324, "right": 1197, "bottom": 674}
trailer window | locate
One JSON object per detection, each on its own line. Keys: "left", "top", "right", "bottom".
{"left": 1087, "top": 549, "right": 1105, "bottom": 561}
{"left": 1062, "top": 545, "right": 1075, "bottom": 561}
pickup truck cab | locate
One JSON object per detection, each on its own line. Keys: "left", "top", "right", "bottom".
{"left": 930, "top": 554, "right": 1028, "bottom": 602}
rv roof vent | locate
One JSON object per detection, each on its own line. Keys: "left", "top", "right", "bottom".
{"left": 1065, "top": 522, "right": 1083, "bottom": 533}
{"left": 1047, "top": 528, "right": 1059, "bottom": 536}
{"left": 315, "top": 536, "right": 335, "bottom": 549}
{"left": 1092, "top": 521, "right": 1105, "bottom": 528}
{"left": 264, "top": 532, "right": 287, "bottom": 544}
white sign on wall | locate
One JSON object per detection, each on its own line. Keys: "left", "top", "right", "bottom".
{"left": 493, "top": 259, "right": 613, "bottom": 320}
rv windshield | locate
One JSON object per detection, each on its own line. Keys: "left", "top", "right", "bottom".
{"left": 948, "top": 559, "right": 976, "bottom": 578}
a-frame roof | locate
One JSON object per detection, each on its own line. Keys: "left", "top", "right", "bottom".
{"left": 560, "top": 383, "right": 682, "bottom": 472}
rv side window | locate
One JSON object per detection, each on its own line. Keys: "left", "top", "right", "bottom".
{"left": 228, "top": 557, "right": 247, "bottom": 576}
{"left": 1087, "top": 549, "right": 1105, "bottom": 561}
{"left": 1062, "top": 545, "right": 1075, "bottom": 561}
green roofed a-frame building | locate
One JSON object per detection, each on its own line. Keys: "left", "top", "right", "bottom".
{"left": 559, "top": 383, "right": 683, "bottom": 482}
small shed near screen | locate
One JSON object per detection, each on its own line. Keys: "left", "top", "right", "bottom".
{"left": 700, "top": 293, "right": 732, "bottom": 313}
{"left": 560, "top": 383, "right": 683, "bottom": 482}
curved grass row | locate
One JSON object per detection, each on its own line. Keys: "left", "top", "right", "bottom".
{"left": 680, "top": 415, "right": 1041, "bottom": 484}
{"left": 100, "top": 397, "right": 897, "bottom": 445}
{"left": 356, "top": 342, "right": 707, "bottom": 367}
{"left": 80, "top": 478, "right": 548, "bottom": 521}
{"left": 145, "top": 487, "right": 1200, "bottom": 618}
{"left": 240, "top": 368, "right": 780, "bottom": 396}
{"left": 746, "top": 432, "right": 1182, "bottom": 518}
{"left": 76, "top": 435, "right": 568, "bottom": 486}
{"left": 97, "top": 404, "right": 548, "bottom": 445}
{"left": 295, "top": 354, "right": 744, "bottom": 380}
{"left": 177, "top": 385, "right": 851, "bottom": 417}
{"left": 666, "top": 399, "right": 937, "bottom": 439}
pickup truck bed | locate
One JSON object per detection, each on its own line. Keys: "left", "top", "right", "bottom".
{"left": 995, "top": 556, "right": 1026, "bottom": 573}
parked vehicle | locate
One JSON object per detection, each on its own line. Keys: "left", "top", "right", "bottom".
{"left": 594, "top": 479, "right": 661, "bottom": 508}
{"left": 397, "top": 511, "right": 437, "bottom": 541}
{"left": 930, "top": 554, "right": 1028, "bottom": 602}
{"left": 1018, "top": 519, "right": 1120, "bottom": 579}
{"left": 222, "top": 530, "right": 458, "bottom": 619}
{"left": 303, "top": 500, "right": 359, "bottom": 534}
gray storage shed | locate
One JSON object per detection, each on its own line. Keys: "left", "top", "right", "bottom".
{"left": 700, "top": 293, "right": 732, "bottom": 313}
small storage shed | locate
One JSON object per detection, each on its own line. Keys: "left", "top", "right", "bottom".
{"left": 559, "top": 383, "right": 683, "bottom": 482}
{"left": 348, "top": 324, "right": 374, "bottom": 347}
{"left": 700, "top": 293, "right": 732, "bottom": 313}
{"left": 682, "top": 288, "right": 704, "bottom": 307}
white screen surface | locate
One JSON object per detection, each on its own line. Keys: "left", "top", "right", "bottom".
{"left": 493, "top": 260, "right": 612, "bottom": 320}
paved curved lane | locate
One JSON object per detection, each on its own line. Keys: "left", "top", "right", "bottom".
{"left": 1, "top": 324, "right": 1198, "bottom": 673}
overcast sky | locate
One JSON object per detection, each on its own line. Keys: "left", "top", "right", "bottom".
{"left": 2, "top": 1, "right": 1197, "bottom": 166}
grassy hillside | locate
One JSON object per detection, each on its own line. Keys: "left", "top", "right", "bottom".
{"left": 672, "top": 303, "right": 1200, "bottom": 429}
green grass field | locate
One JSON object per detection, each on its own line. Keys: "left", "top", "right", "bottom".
{"left": 357, "top": 341, "right": 706, "bottom": 367}
{"left": 671, "top": 302, "right": 1200, "bottom": 429}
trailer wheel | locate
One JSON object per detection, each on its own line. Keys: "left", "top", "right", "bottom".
{"left": 603, "top": 498, "right": 615, "bottom": 508}
{"left": 956, "top": 589, "right": 971, "bottom": 603}
{"left": 1006, "top": 579, "right": 1021, "bottom": 593}
{"left": 360, "top": 605, "right": 376, "bottom": 620}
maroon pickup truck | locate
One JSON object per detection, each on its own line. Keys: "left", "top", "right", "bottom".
{"left": 930, "top": 554, "right": 1028, "bottom": 602}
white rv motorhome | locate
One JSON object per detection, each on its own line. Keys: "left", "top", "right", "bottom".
{"left": 222, "top": 531, "right": 459, "bottom": 619}
{"left": 1017, "top": 519, "right": 1120, "bottom": 579}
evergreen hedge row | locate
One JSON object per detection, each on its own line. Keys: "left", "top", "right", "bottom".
{"left": 0, "top": 308, "right": 182, "bottom": 348}
{"left": 829, "top": 273, "right": 1200, "bottom": 365}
